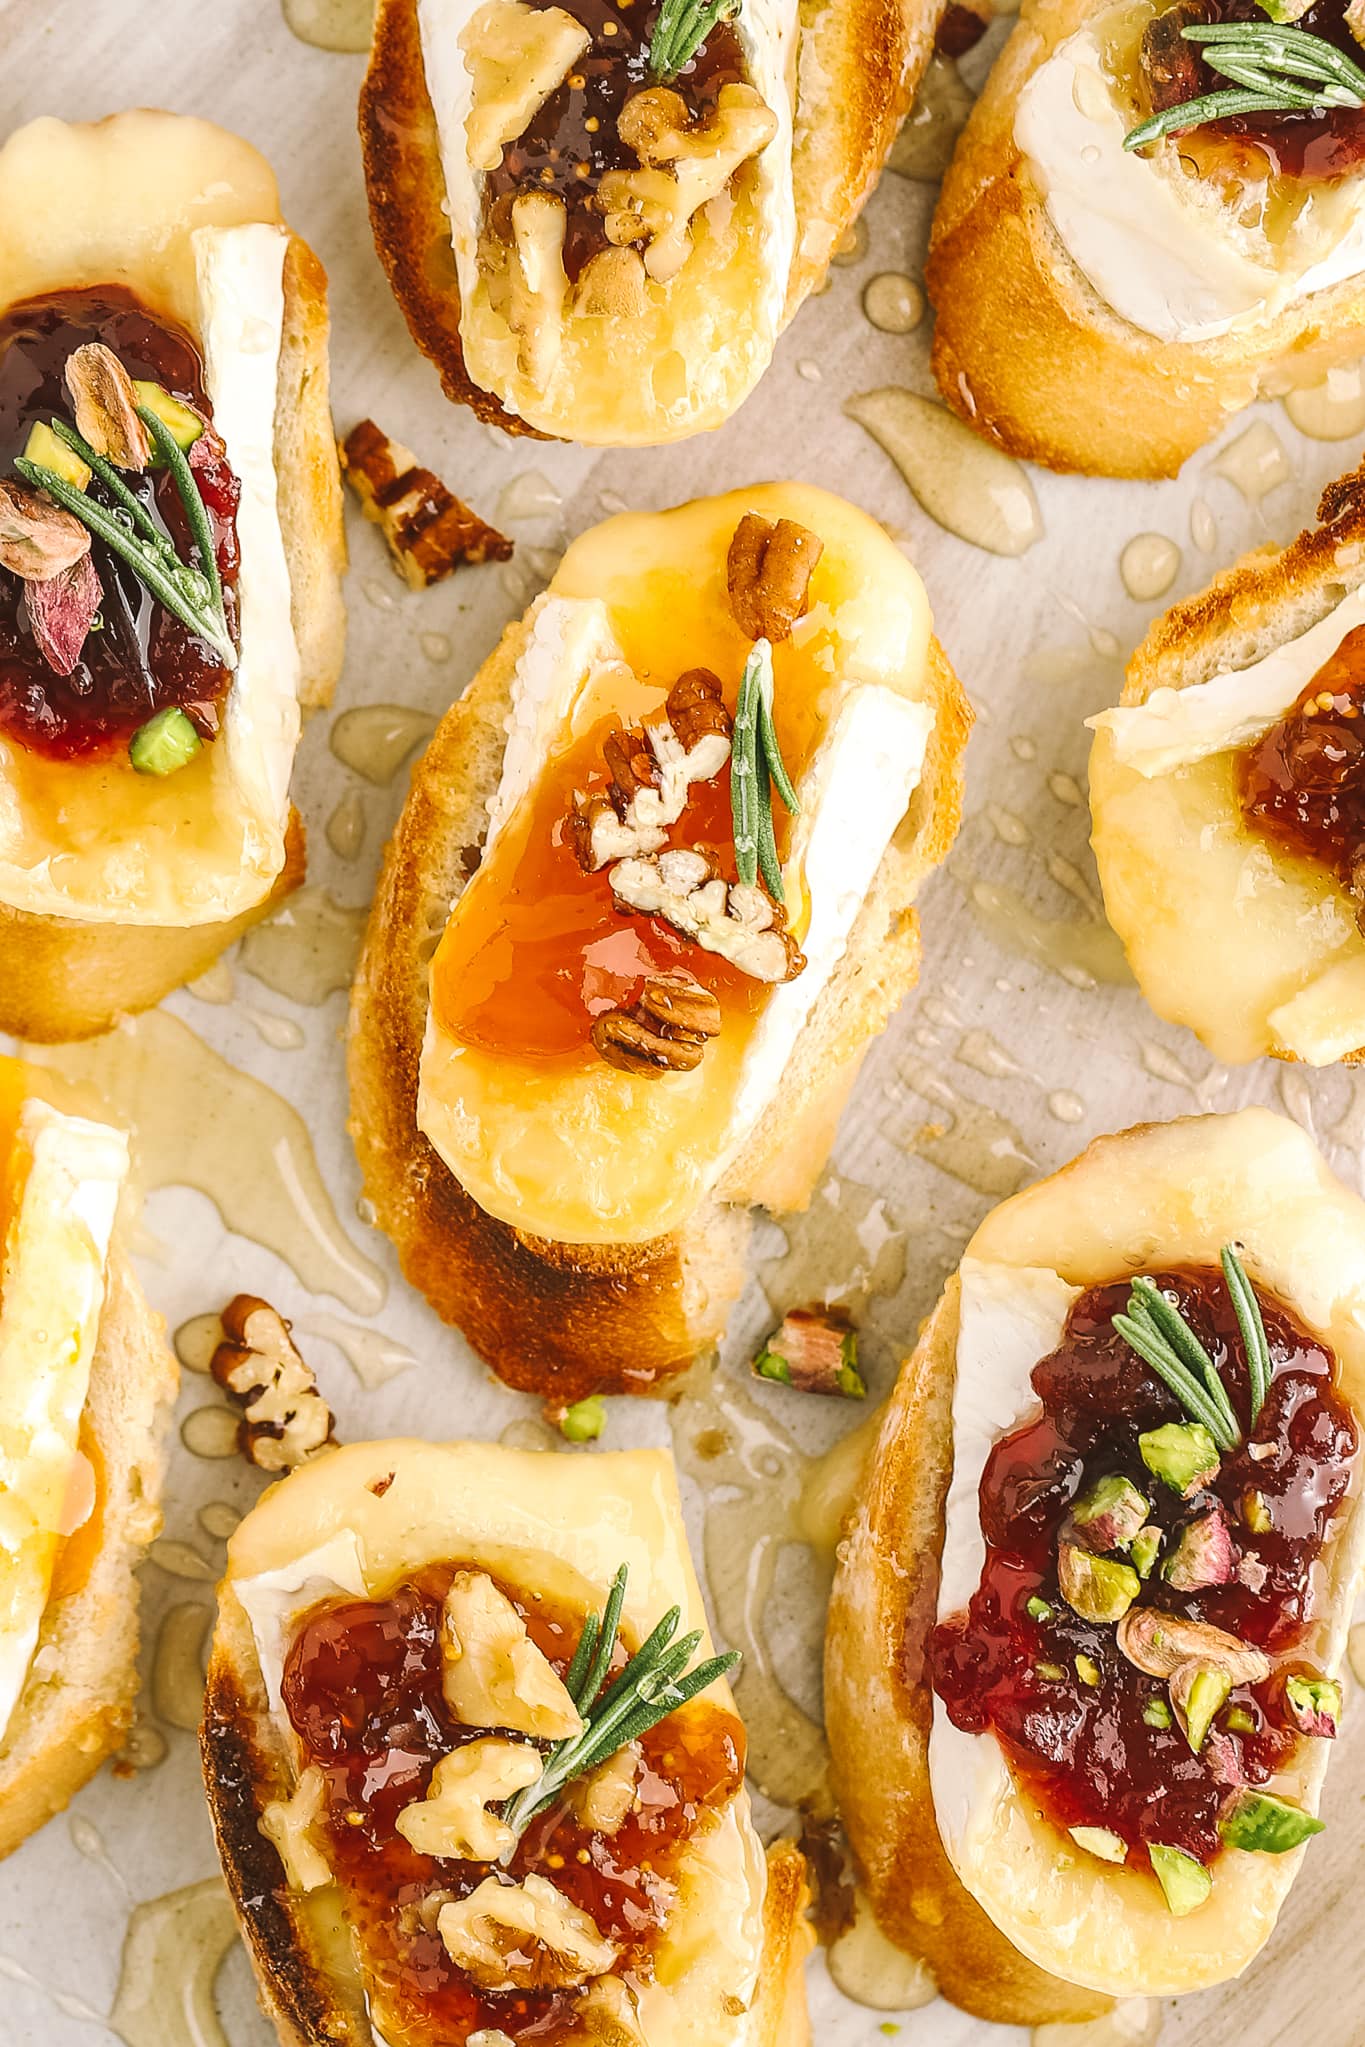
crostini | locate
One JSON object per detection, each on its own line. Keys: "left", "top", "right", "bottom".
{"left": 0, "top": 1053, "right": 176, "bottom": 1859}
{"left": 202, "top": 1439, "right": 812, "bottom": 2046}
{"left": 0, "top": 111, "right": 346, "bottom": 1041}
{"left": 359, "top": 0, "right": 943, "bottom": 443}
{"left": 1090, "top": 462, "right": 1365, "bottom": 1064}
{"left": 349, "top": 483, "right": 970, "bottom": 1402}
{"left": 826, "top": 1109, "right": 1365, "bottom": 2020}
{"left": 928, "top": 0, "right": 1365, "bottom": 476}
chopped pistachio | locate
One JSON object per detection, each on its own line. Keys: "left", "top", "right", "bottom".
{"left": 1220, "top": 1789, "right": 1324, "bottom": 1854}
{"left": 1224, "top": 1705, "right": 1256, "bottom": 1735}
{"left": 1026, "top": 1595, "right": 1053, "bottom": 1623}
{"left": 1241, "top": 1488, "right": 1272, "bottom": 1535}
{"left": 1139, "top": 1421, "right": 1220, "bottom": 1497}
{"left": 1142, "top": 1695, "right": 1173, "bottom": 1729}
{"left": 129, "top": 706, "right": 202, "bottom": 777}
{"left": 1130, "top": 1524, "right": 1162, "bottom": 1580}
{"left": 1069, "top": 1825, "right": 1127, "bottom": 1863}
{"left": 1075, "top": 1653, "right": 1101, "bottom": 1688}
{"left": 1058, "top": 1544, "right": 1140, "bottom": 1624}
{"left": 1171, "top": 1663, "right": 1232, "bottom": 1753}
{"left": 1284, "top": 1674, "right": 1342, "bottom": 1739}
{"left": 559, "top": 1396, "right": 606, "bottom": 1443}
{"left": 1163, "top": 1509, "right": 1235, "bottom": 1592}
{"left": 134, "top": 380, "right": 204, "bottom": 454}
{"left": 1071, "top": 1474, "right": 1150, "bottom": 1552}
{"left": 1036, "top": 1662, "right": 1066, "bottom": 1682}
{"left": 1149, "top": 1842, "right": 1212, "bottom": 1916}
{"left": 22, "top": 421, "right": 90, "bottom": 492}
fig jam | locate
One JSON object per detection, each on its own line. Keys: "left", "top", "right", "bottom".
{"left": 482, "top": 0, "right": 747, "bottom": 282}
{"left": 931, "top": 1269, "right": 1358, "bottom": 1867}
{"left": 280, "top": 1564, "right": 745, "bottom": 2047}
{"left": 0, "top": 287, "right": 240, "bottom": 762}
{"left": 1239, "top": 625, "right": 1365, "bottom": 899}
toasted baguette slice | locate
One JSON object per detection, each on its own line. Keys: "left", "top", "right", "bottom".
{"left": 1089, "top": 464, "right": 1365, "bottom": 1066}
{"left": 201, "top": 1439, "right": 813, "bottom": 2046}
{"left": 359, "top": 0, "right": 942, "bottom": 443}
{"left": 826, "top": 1109, "right": 1365, "bottom": 2018}
{"left": 348, "top": 485, "right": 970, "bottom": 1404}
{"left": 926, "top": 0, "right": 1365, "bottom": 478}
{"left": 0, "top": 121, "right": 346, "bottom": 1043}
{"left": 0, "top": 1247, "right": 178, "bottom": 1859}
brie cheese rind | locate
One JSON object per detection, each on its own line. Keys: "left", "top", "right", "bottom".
{"left": 416, "top": 0, "right": 798, "bottom": 442}
{"left": 0, "top": 113, "right": 300, "bottom": 927}
{"left": 415, "top": 483, "right": 936, "bottom": 1246}
{"left": 225, "top": 1440, "right": 771, "bottom": 2047}
{"left": 0, "top": 1077, "right": 128, "bottom": 1743}
{"left": 928, "top": 1109, "right": 1365, "bottom": 1998}
{"left": 1015, "top": 5, "right": 1365, "bottom": 344}
{"left": 1088, "top": 585, "right": 1365, "bottom": 1065}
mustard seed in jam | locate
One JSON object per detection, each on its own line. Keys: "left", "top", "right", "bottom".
{"left": 1239, "top": 624, "right": 1365, "bottom": 913}
{"left": 280, "top": 1564, "right": 744, "bottom": 2047}
{"left": 484, "top": 0, "right": 747, "bottom": 280}
{"left": 931, "top": 1269, "right": 1357, "bottom": 1869}
{"left": 0, "top": 287, "right": 240, "bottom": 761}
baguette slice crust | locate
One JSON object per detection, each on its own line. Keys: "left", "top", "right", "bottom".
{"left": 201, "top": 1440, "right": 813, "bottom": 2047}
{"left": 1089, "top": 464, "right": 1365, "bottom": 1064}
{"left": 0, "top": 175, "right": 346, "bottom": 1043}
{"left": 0, "top": 1248, "right": 177, "bottom": 1860}
{"left": 358, "top": 0, "right": 942, "bottom": 441}
{"left": 926, "top": 0, "right": 1365, "bottom": 478}
{"left": 826, "top": 1109, "right": 1365, "bottom": 2017}
{"left": 347, "top": 491, "right": 970, "bottom": 1404}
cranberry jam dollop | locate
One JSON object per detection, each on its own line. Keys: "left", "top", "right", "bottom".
{"left": 930, "top": 1269, "right": 1358, "bottom": 1868}
{"left": 279, "top": 1563, "right": 744, "bottom": 2047}
{"left": 1239, "top": 623, "right": 1365, "bottom": 906}
{"left": 0, "top": 287, "right": 241, "bottom": 762}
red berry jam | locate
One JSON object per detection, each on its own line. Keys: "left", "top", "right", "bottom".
{"left": 931, "top": 1269, "right": 1358, "bottom": 1868}
{"left": 279, "top": 1564, "right": 745, "bottom": 2047}
{"left": 0, "top": 287, "right": 240, "bottom": 762}
{"left": 1239, "top": 625, "right": 1365, "bottom": 894}
{"left": 481, "top": 0, "right": 747, "bottom": 282}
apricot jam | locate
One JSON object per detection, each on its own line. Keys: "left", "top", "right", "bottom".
{"left": 0, "top": 287, "right": 240, "bottom": 761}
{"left": 931, "top": 1269, "right": 1357, "bottom": 1867}
{"left": 1239, "top": 625, "right": 1365, "bottom": 900}
{"left": 280, "top": 1563, "right": 745, "bottom": 2047}
{"left": 483, "top": 0, "right": 747, "bottom": 282}
{"left": 430, "top": 662, "right": 800, "bottom": 1064}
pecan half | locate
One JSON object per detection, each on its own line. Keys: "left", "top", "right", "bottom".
{"left": 0, "top": 479, "right": 91, "bottom": 583}
{"left": 569, "top": 669, "right": 732, "bottom": 872}
{"left": 726, "top": 512, "right": 825, "bottom": 643}
{"left": 592, "top": 973, "right": 721, "bottom": 1075}
{"left": 210, "top": 1295, "right": 336, "bottom": 1472}
{"left": 340, "top": 419, "right": 513, "bottom": 591}
{"left": 65, "top": 342, "right": 151, "bottom": 470}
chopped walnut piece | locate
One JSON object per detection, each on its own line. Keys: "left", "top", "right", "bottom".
{"left": 443, "top": 1570, "right": 583, "bottom": 1739}
{"left": 569, "top": 669, "right": 732, "bottom": 872}
{"left": 210, "top": 1296, "right": 336, "bottom": 1473}
{"left": 65, "top": 342, "right": 151, "bottom": 470}
{"left": 0, "top": 479, "right": 91, "bottom": 583}
{"left": 438, "top": 1873, "right": 618, "bottom": 1992}
{"left": 572, "top": 1975, "right": 647, "bottom": 2043}
{"left": 610, "top": 850, "right": 804, "bottom": 982}
{"left": 592, "top": 974, "right": 722, "bottom": 1075}
{"left": 259, "top": 1766, "right": 332, "bottom": 1893}
{"left": 567, "top": 1742, "right": 640, "bottom": 1834}
{"left": 25, "top": 552, "right": 102, "bottom": 676}
{"left": 396, "top": 1738, "right": 543, "bottom": 1862}
{"left": 573, "top": 246, "right": 648, "bottom": 318}
{"left": 1115, "top": 1608, "right": 1271, "bottom": 1685}
{"left": 753, "top": 1308, "right": 865, "bottom": 1398}
{"left": 507, "top": 192, "right": 570, "bottom": 386}
{"left": 601, "top": 83, "right": 778, "bottom": 282}
{"left": 340, "top": 420, "right": 513, "bottom": 591}
{"left": 727, "top": 513, "right": 825, "bottom": 643}
{"left": 462, "top": 0, "right": 592, "bottom": 171}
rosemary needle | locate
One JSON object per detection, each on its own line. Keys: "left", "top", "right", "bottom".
{"left": 649, "top": 0, "right": 740, "bottom": 81}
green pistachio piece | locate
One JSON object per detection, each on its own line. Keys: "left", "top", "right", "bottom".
{"left": 1071, "top": 1474, "right": 1150, "bottom": 1552}
{"left": 134, "top": 380, "right": 204, "bottom": 454}
{"left": 1025, "top": 1596, "right": 1052, "bottom": 1623}
{"left": 1224, "top": 1706, "right": 1256, "bottom": 1735}
{"left": 1075, "top": 1653, "right": 1101, "bottom": 1687}
{"left": 1139, "top": 1421, "right": 1221, "bottom": 1497}
{"left": 23, "top": 421, "right": 90, "bottom": 491}
{"left": 1172, "top": 1664, "right": 1232, "bottom": 1753}
{"left": 1130, "top": 1524, "right": 1162, "bottom": 1580}
{"left": 1036, "top": 1662, "right": 1067, "bottom": 1681}
{"left": 1142, "top": 1696, "right": 1173, "bottom": 1729}
{"left": 1284, "top": 1675, "right": 1342, "bottom": 1739}
{"left": 1149, "top": 1843, "right": 1212, "bottom": 1917}
{"left": 558, "top": 1395, "right": 606, "bottom": 1442}
{"left": 1219, "top": 1790, "right": 1325, "bottom": 1854}
{"left": 1069, "top": 1825, "right": 1127, "bottom": 1863}
{"left": 1241, "top": 1488, "right": 1272, "bottom": 1535}
{"left": 1058, "top": 1544, "right": 1140, "bottom": 1624}
{"left": 129, "top": 706, "right": 202, "bottom": 777}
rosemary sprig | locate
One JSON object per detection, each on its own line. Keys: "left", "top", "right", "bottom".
{"left": 649, "top": 0, "right": 740, "bottom": 81}
{"left": 1221, "top": 1244, "right": 1270, "bottom": 1424}
{"left": 139, "top": 405, "right": 225, "bottom": 620}
{"left": 1113, "top": 1244, "right": 1276, "bottom": 1448}
{"left": 1114, "top": 1293, "right": 1240, "bottom": 1449}
{"left": 499, "top": 1563, "right": 739, "bottom": 1848}
{"left": 1124, "top": 21, "right": 1365, "bottom": 151}
{"left": 730, "top": 638, "right": 800, "bottom": 903}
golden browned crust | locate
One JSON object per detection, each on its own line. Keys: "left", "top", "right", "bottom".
{"left": 824, "top": 1282, "right": 1112, "bottom": 2026}
{"left": 359, "top": 0, "right": 941, "bottom": 437}
{"left": 0, "top": 1250, "right": 177, "bottom": 1860}
{"left": 926, "top": 0, "right": 1365, "bottom": 478}
{"left": 0, "top": 809, "right": 306, "bottom": 1044}
{"left": 347, "top": 592, "right": 969, "bottom": 1404}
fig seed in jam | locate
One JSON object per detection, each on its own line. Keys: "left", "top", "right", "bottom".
{"left": 278, "top": 1563, "right": 744, "bottom": 2047}
{"left": 931, "top": 1267, "right": 1357, "bottom": 1870}
{"left": 0, "top": 287, "right": 240, "bottom": 762}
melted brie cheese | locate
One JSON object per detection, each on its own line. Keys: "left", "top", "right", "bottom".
{"left": 227, "top": 1440, "right": 770, "bottom": 2047}
{"left": 0, "top": 1086, "right": 128, "bottom": 1741}
{"left": 416, "top": 484, "right": 936, "bottom": 1245}
{"left": 0, "top": 114, "right": 299, "bottom": 927}
{"left": 928, "top": 1109, "right": 1365, "bottom": 1996}
{"left": 1015, "top": 13, "right": 1365, "bottom": 343}
{"left": 1089, "top": 586, "right": 1365, "bottom": 1064}
{"left": 416, "top": 0, "right": 798, "bottom": 442}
